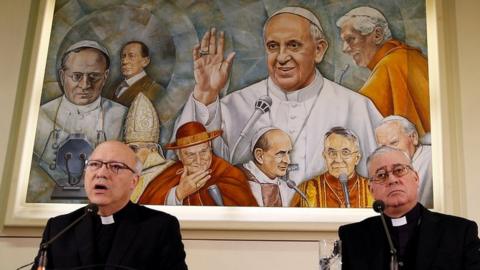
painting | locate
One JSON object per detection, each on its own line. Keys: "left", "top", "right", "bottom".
{"left": 5, "top": 0, "right": 436, "bottom": 229}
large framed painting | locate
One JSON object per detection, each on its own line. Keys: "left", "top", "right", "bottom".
{"left": 5, "top": 0, "right": 441, "bottom": 230}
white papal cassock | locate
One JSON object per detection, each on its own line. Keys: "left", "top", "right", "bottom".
{"left": 174, "top": 70, "right": 383, "bottom": 202}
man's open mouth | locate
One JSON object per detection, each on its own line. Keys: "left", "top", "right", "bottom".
{"left": 94, "top": 184, "right": 108, "bottom": 190}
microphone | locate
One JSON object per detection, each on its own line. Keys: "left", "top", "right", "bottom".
{"left": 339, "top": 173, "right": 351, "bottom": 208}
{"left": 373, "top": 200, "right": 399, "bottom": 270}
{"left": 336, "top": 64, "right": 350, "bottom": 84}
{"left": 281, "top": 164, "right": 310, "bottom": 207}
{"left": 207, "top": 184, "right": 224, "bottom": 206}
{"left": 36, "top": 204, "right": 98, "bottom": 270}
{"left": 284, "top": 179, "right": 310, "bottom": 207}
{"left": 230, "top": 96, "right": 272, "bottom": 164}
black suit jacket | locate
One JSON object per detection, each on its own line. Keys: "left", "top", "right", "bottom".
{"left": 33, "top": 202, "right": 188, "bottom": 270}
{"left": 339, "top": 205, "right": 480, "bottom": 270}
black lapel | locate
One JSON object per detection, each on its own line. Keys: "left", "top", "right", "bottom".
{"left": 106, "top": 202, "right": 139, "bottom": 266}
{"left": 415, "top": 206, "right": 442, "bottom": 270}
{"left": 74, "top": 212, "right": 96, "bottom": 266}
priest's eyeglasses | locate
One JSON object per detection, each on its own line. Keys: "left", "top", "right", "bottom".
{"left": 85, "top": 160, "right": 136, "bottom": 174}
{"left": 370, "top": 164, "right": 413, "bottom": 184}
{"left": 65, "top": 71, "right": 105, "bottom": 83}
{"left": 326, "top": 149, "right": 358, "bottom": 159}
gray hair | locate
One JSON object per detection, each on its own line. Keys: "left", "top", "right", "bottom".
{"left": 377, "top": 115, "right": 418, "bottom": 137}
{"left": 324, "top": 126, "right": 361, "bottom": 152}
{"left": 336, "top": 6, "right": 391, "bottom": 44}
{"left": 366, "top": 146, "right": 412, "bottom": 177}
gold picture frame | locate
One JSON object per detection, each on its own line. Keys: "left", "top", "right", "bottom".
{"left": 4, "top": 0, "right": 448, "bottom": 232}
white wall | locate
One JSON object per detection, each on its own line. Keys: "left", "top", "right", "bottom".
{"left": 1, "top": 0, "right": 480, "bottom": 269}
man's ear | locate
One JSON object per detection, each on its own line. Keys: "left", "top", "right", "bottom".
{"left": 142, "top": 56, "right": 151, "bottom": 68}
{"left": 354, "top": 151, "right": 362, "bottom": 166}
{"left": 104, "top": 68, "right": 110, "bottom": 79}
{"left": 373, "top": 27, "right": 385, "bottom": 45}
{"left": 131, "top": 174, "right": 140, "bottom": 190}
{"left": 176, "top": 150, "right": 182, "bottom": 162}
{"left": 58, "top": 69, "right": 65, "bottom": 90}
{"left": 254, "top": 148, "right": 264, "bottom": 164}
{"left": 410, "top": 131, "right": 419, "bottom": 146}
{"left": 314, "top": 39, "right": 329, "bottom": 63}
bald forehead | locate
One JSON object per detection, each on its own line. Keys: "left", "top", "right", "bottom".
{"left": 266, "top": 129, "right": 291, "bottom": 143}
{"left": 266, "top": 129, "right": 287, "bottom": 138}
{"left": 368, "top": 150, "right": 410, "bottom": 171}
{"left": 91, "top": 141, "right": 137, "bottom": 165}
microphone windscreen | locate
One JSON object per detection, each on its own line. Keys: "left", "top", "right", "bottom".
{"left": 258, "top": 95, "right": 273, "bottom": 106}
{"left": 373, "top": 200, "right": 385, "bottom": 213}
{"left": 255, "top": 96, "right": 273, "bottom": 113}
{"left": 339, "top": 173, "right": 348, "bottom": 184}
{"left": 85, "top": 203, "right": 98, "bottom": 214}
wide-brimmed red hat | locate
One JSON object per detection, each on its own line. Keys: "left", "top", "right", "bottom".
{"left": 165, "top": 121, "right": 222, "bottom": 150}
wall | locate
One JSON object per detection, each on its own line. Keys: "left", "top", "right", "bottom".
{"left": 1, "top": 0, "right": 479, "bottom": 269}
{"left": 454, "top": 0, "right": 480, "bottom": 224}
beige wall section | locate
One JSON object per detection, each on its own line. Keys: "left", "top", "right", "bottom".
{"left": 1, "top": 0, "right": 479, "bottom": 269}
{"left": 454, "top": 0, "right": 480, "bottom": 223}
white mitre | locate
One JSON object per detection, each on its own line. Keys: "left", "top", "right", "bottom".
{"left": 124, "top": 93, "right": 160, "bottom": 144}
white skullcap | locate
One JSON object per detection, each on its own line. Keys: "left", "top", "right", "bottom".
{"left": 268, "top": 6, "right": 323, "bottom": 32}
{"left": 64, "top": 39, "right": 109, "bottom": 57}
{"left": 250, "top": 126, "right": 282, "bottom": 153}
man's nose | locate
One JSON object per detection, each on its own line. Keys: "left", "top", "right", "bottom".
{"left": 95, "top": 163, "right": 110, "bottom": 177}
{"left": 195, "top": 153, "right": 202, "bottom": 164}
{"left": 78, "top": 74, "right": 91, "bottom": 89}
{"left": 386, "top": 172, "right": 400, "bottom": 185}
{"left": 342, "top": 41, "right": 350, "bottom": 53}
{"left": 276, "top": 47, "right": 291, "bottom": 64}
{"left": 282, "top": 154, "right": 291, "bottom": 164}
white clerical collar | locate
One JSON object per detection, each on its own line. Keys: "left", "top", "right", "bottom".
{"left": 125, "top": 70, "right": 146, "bottom": 86}
{"left": 268, "top": 69, "right": 324, "bottom": 102}
{"left": 391, "top": 216, "right": 407, "bottom": 227}
{"left": 100, "top": 215, "right": 115, "bottom": 225}
{"left": 244, "top": 160, "right": 279, "bottom": 184}
{"left": 61, "top": 95, "right": 101, "bottom": 114}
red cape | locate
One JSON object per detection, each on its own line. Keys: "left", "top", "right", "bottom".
{"left": 138, "top": 155, "right": 258, "bottom": 206}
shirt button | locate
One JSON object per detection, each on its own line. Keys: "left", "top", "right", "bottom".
{"left": 290, "top": 115, "right": 297, "bottom": 120}
{"left": 291, "top": 103, "right": 298, "bottom": 108}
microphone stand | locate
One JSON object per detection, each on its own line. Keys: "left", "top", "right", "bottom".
{"left": 229, "top": 96, "right": 272, "bottom": 164}
{"left": 37, "top": 204, "right": 98, "bottom": 270}
{"left": 281, "top": 165, "right": 310, "bottom": 207}
{"left": 339, "top": 173, "right": 350, "bottom": 208}
{"left": 374, "top": 201, "right": 399, "bottom": 270}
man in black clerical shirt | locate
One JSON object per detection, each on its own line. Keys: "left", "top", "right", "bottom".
{"left": 33, "top": 140, "right": 188, "bottom": 269}
{"left": 339, "top": 146, "right": 480, "bottom": 270}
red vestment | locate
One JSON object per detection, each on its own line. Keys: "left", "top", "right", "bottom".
{"left": 138, "top": 155, "right": 258, "bottom": 206}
